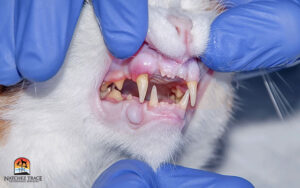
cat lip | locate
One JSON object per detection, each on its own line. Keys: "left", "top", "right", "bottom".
{"left": 95, "top": 43, "right": 213, "bottom": 129}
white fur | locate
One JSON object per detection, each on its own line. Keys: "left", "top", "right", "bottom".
{"left": 0, "top": 1, "right": 233, "bottom": 187}
{"left": 217, "top": 113, "right": 300, "bottom": 188}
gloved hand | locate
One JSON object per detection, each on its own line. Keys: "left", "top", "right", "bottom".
{"left": 0, "top": 0, "right": 147, "bottom": 86}
{"left": 92, "top": 159, "right": 254, "bottom": 188}
{"left": 202, "top": 0, "right": 300, "bottom": 72}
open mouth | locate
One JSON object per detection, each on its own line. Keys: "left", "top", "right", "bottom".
{"left": 96, "top": 43, "right": 212, "bottom": 129}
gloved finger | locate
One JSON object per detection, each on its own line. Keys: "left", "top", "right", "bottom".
{"left": 157, "top": 164, "right": 254, "bottom": 188}
{"left": 0, "top": 0, "right": 22, "bottom": 86}
{"left": 16, "top": 0, "right": 84, "bottom": 82}
{"left": 202, "top": 0, "right": 300, "bottom": 72}
{"left": 93, "top": 0, "right": 148, "bottom": 59}
{"left": 92, "top": 160, "right": 157, "bottom": 188}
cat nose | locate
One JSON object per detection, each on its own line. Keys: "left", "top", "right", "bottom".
{"left": 168, "top": 14, "right": 193, "bottom": 54}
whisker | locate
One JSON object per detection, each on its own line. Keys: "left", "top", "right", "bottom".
{"left": 275, "top": 72, "right": 293, "bottom": 92}
{"left": 268, "top": 74, "right": 293, "bottom": 115}
{"left": 34, "top": 82, "right": 37, "bottom": 97}
{"left": 262, "top": 73, "right": 284, "bottom": 120}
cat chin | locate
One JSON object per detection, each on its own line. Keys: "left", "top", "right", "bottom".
{"left": 95, "top": 120, "right": 184, "bottom": 169}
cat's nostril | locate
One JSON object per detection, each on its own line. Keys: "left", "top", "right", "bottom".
{"left": 167, "top": 14, "right": 193, "bottom": 56}
{"left": 168, "top": 15, "right": 193, "bottom": 37}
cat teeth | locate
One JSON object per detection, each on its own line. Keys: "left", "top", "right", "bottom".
{"left": 100, "top": 82, "right": 111, "bottom": 92}
{"left": 187, "top": 81, "right": 197, "bottom": 107}
{"left": 100, "top": 87, "right": 111, "bottom": 98}
{"left": 171, "top": 87, "right": 184, "bottom": 98}
{"left": 106, "top": 88, "right": 123, "bottom": 102}
{"left": 179, "top": 90, "right": 190, "bottom": 109}
{"left": 136, "top": 74, "right": 148, "bottom": 103}
{"left": 149, "top": 85, "right": 158, "bottom": 107}
{"left": 100, "top": 75, "right": 200, "bottom": 109}
{"left": 114, "top": 80, "right": 124, "bottom": 90}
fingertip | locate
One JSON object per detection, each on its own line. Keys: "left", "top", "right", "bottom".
{"left": 17, "top": 54, "right": 63, "bottom": 82}
{"left": 94, "top": 0, "right": 148, "bottom": 59}
{"left": 92, "top": 160, "right": 155, "bottom": 188}
{"left": 0, "top": 67, "right": 22, "bottom": 86}
{"left": 105, "top": 30, "right": 146, "bottom": 59}
{"left": 217, "top": 176, "right": 254, "bottom": 188}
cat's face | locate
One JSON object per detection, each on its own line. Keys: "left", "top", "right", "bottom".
{"left": 1, "top": 0, "right": 233, "bottom": 168}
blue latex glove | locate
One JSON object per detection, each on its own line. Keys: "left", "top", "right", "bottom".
{"left": 202, "top": 0, "right": 300, "bottom": 72}
{"left": 92, "top": 160, "right": 254, "bottom": 188}
{"left": 0, "top": 0, "right": 147, "bottom": 86}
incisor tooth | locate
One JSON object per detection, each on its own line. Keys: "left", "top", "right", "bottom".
{"left": 114, "top": 80, "right": 124, "bottom": 90}
{"left": 136, "top": 74, "right": 148, "bottom": 103}
{"left": 179, "top": 90, "right": 189, "bottom": 109}
{"left": 187, "top": 81, "right": 197, "bottom": 107}
{"left": 149, "top": 85, "right": 158, "bottom": 107}
{"left": 107, "top": 89, "right": 123, "bottom": 102}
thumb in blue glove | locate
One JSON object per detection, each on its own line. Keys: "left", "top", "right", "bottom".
{"left": 92, "top": 159, "right": 254, "bottom": 188}
{"left": 201, "top": 0, "right": 300, "bottom": 72}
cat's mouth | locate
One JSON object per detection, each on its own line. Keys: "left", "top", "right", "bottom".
{"left": 96, "top": 43, "right": 212, "bottom": 129}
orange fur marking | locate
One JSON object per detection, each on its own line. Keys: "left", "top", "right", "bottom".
{"left": 0, "top": 84, "right": 23, "bottom": 145}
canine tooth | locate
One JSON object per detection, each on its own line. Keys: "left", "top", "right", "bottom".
{"left": 100, "top": 87, "right": 111, "bottom": 98}
{"left": 137, "top": 74, "right": 148, "bottom": 103}
{"left": 114, "top": 80, "right": 124, "bottom": 90}
{"left": 179, "top": 90, "right": 189, "bottom": 109}
{"left": 107, "top": 88, "right": 123, "bottom": 102}
{"left": 187, "top": 81, "right": 197, "bottom": 107}
{"left": 149, "top": 85, "right": 158, "bottom": 107}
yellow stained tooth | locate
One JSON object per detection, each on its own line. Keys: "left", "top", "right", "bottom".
{"left": 101, "top": 82, "right": 111, "bottom": 92}
{"left": 170, "top": 95, "right": 176, "bottom": 101}
{"left": 179, "top": 90, "right": 189, "bottom": 109}
{"left": 136, "top": 74, "right": 148, "bottom": 103}
{"left": 107, "top": 88, "right": 123, "bottom": 102}
{"left": 172, "top": 87, "right": 184, "bottom": 98}
{"left": 127, "top": 94, "right": 133, "bottom": 100}
{"left": 149, "top": 85, "right": 158, "bottom": 107}
{"left": 187, "top": 81, "right": 197, "bottom": 107}
{"left": 100, "top": 87, "right": 111, "bottom": 99}
{"left": 114, "top": 80, "right": 124, "bottom": 90}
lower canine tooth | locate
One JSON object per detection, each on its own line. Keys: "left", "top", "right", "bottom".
{"left": 107, "top": 89, "right": 123, "bottom": 102}
{"left": 149, "top": 85, "right": 158, "bottom": 107}
{"left": 179, "top": 90, "right": 189, "bottom": 109}
{"left": 136, "top": 74, "right": 148, "bottom": 103}
{"left": 114, "top": 80, "right": 124, "bottom": 90}
{"left": 187, "top": 81, "right": 197, "bottom": 107}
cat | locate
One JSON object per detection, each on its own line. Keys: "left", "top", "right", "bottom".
{"left": 0, "top": 0, "right": 234, "bottom": 187}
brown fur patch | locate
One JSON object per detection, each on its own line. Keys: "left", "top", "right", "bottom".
{"left": 0, "top": 83, "right": 24, "bottom": 145}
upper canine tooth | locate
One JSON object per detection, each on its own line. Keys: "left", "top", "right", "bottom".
{"left": 136, "top": 74, "right": 148, "bottom": 103}
{"left": 179, "top": 90, "right": 189, "bottom": 109}
{"left": 187, "top": 81, "right": 197, "bottom": 107}
{"left": 114, "top": 80, "right": 124, "bottom": 90}
{"left": 107, "top": 88, "right": 123, "bottom": 102}
{"left": 149, "top": 85, "right": 158, "bottom": 107}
